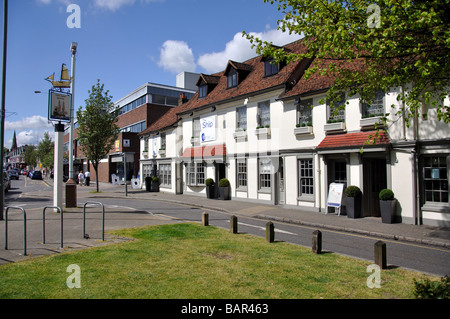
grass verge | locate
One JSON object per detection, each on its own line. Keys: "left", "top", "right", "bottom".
{"left": 0, "top": 223, "right": 438, "bottom": 299}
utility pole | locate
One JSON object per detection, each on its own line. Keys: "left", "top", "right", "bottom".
{"left": 66, "top": 42, "right": 77, "bottom": 208}
{"left": 0, "top": 0, "right": 8, "bottom": 220}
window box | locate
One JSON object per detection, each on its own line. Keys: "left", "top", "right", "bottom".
{"left": 233, "top": 129, "right": 247, "bottom": 140}
{"left": 255, "top": 127, "right": 271, "bottom": 137}
{"left": 360, "top": 116, "right": 383, "bottom": 129}
{"left": 158, "top": 149, "right": 166, "bottom": 156}
{"left": 324, "top": 121, "right": 346, "bottom": 133}
{"left": 142, "top": 150, "right": 149, "bottom": 158}
{"left": 294, "top": 126, "right": 313, "bottom": 136}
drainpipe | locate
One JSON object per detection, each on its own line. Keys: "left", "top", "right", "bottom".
{"left": 400, "top": 85, "right": 406, "bottom": 140}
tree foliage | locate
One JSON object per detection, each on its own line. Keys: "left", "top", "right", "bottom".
{"left": 76, "top": 80, "right": 120, "bottom": 192}
{"left": 37, "top": 131, "right": 54, "bottom": 170}
{"left": 244, "top": 0, "right": 449, "bottom": 123}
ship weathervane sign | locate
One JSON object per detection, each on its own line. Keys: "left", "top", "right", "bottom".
{"left": 46, "top": 63, "right": 72, "bottom": 122}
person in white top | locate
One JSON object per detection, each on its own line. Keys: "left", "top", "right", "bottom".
{"left": 78, "top": 171, "right": 85, "bottom": 186}
{"left": 85, "top": 171, "right": 90, "bottom": 186}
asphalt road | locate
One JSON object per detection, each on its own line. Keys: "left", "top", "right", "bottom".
{"left": 4, "top": 176, "right": 450, "bottom": 277}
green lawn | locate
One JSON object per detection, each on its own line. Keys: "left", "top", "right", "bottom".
{"left": 0, "top": 223, "right": 437, "bottom": 299}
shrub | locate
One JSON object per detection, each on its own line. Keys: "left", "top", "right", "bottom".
{"left": 219, "top": 178, "right": 230, "bottom": 187}
{"left": 205, "top": 178, "right": 215, "bottom": 186}
{"left": 413, "top": 276, "right": 449, "bottom": 299}
{"left": 345, "top": 185, "right": 362, "bottom": 197}
{"left": 379, "top": 188, "right": 394, "bottom": 200}
{"left": 152, "top": 176, "right": 159, "bottom": 183}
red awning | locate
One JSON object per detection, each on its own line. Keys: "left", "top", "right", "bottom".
{"left": 317, "top": 131, "right": 390, "bottom": 149}
{"left": 181, "top": 144, "right": 227, "bottom": 159}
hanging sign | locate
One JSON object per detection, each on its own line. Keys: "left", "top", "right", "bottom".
{"left": 48, "top": 90, "right": 71, "bottom": 122}
{"left": 201, "top": 115, "right": 216, "bottom": 142}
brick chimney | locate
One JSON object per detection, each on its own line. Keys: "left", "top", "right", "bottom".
{"left": 178, "top": 93, "right": 189, "bottom": 106}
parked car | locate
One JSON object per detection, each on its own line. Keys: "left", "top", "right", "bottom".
{"left": 30, "top": 171, "right": 43, "bottom": 180}
{"left": 3, "top": 171, "right": 11, "bottom": 193}
{"left": 21, "top": 170, "right": 28, "bottom": 176}
{"left": 8, "top": 170, "right": 19, "bottom": 180}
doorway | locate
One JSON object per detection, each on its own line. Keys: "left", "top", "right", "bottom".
{"left": 215, "top": 163, "right": 226, "bottom": 199}
{"left": 275, "top": 157, "right": 285, "bottom": 205}
{"left": 363, "top": 158, "right": 387, "bottom": 217}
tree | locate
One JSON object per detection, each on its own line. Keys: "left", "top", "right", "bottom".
{"left": 37, "top": 131, "right": 54, "bottom": 170}
{"left": 76, "top": 80, "right": 120, "bottom": 192}
{"left": 244, "top": 0, "right": 449, "bottom": 124}
{"left": 24, "top": 145, "right": 37, "bottom": 169}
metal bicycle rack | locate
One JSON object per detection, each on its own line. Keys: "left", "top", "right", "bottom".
{"left": 83, "top": 202, "right": 105, "bottom": 241}
{"left": 42, "top": 206, "right": 63, "bottom": 249}
{"left": 4, "top": 206, "right": 27, "bottom": 256}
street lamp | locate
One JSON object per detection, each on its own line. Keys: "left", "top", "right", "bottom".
{"left": 65, "top": 42, "right": 78, "bottom": 208}
{"left": 69, "top": 42, "right": 77, "bottom": 180}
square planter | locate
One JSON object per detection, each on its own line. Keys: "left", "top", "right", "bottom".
{"left": 345, "top": 196, "right": 362, "bottom": 218}
{"left": 206, "top": 185, "right": 217, "bottom": 199}
{"left": 380, "top": 199, "right": 397, "bottom": 223}
{"left": 219, "top": 186, "right": 231, "bottom": 200}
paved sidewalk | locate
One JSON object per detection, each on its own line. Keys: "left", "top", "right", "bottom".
{"left": 1, "top": 180, "right": 449, "bottom": 265}
{"left": 77, "top": 182, "right": 450, "bottom": 248}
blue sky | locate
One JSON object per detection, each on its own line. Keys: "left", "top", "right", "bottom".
{"left": 1, "top": 0, "right": 301, "bottom": 148}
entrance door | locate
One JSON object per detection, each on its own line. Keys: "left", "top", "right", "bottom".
{"left": 176, "top": 163, "right": 183, "bottom": 194}
{"left": 275, "top": 157, "right": 285, "bottom": 205}
{"left": 327, "top": 159, "right": 347, "bottom": 213}
{"left": 215, "top": 163, "right": 226, "bottom": 199}
{"left": 363, "top": 158, "right": 387, "bottom": 217}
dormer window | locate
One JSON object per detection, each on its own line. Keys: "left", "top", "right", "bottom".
{"left": 196, "top": 74, "right": 220, "bottom": 98}
{"left": 227, "top": 68, "right": 238, "bottom": 88}
{"left": 199, "top": 84, "right": 207, "bottom": 98}
{"left": 264, "top": 59, "right": 279, "bottom": 77}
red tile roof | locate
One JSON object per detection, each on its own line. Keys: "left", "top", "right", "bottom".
{"left": 279, "top": 58, "right": 367, "bottom": 99}
{"left": 140, "top": 39, "right": 310, "bottom": 135}
{"left": 317, "top": 131, "right": 390, "bottom": 149}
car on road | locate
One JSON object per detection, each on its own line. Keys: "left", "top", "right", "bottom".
{"left": 3, "top": 171, "right": 11, "bottom": 193}
{"left": 30, "top": 171, "right": 43, "bottom": 180}
{"left": 8, "top": 170, "right": 19, "bottom": 180}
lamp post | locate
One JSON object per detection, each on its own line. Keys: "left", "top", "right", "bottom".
{"left": 69, "top": 42, "right": 77, "bottom": 180}
{"left": 66, "top": 42, "right": 77, "bottom": 208}
{"left": 0, "top": 0, "right": 8, "bottom": 221}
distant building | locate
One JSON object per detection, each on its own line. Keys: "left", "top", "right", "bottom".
{"left": 64, "top": 81, "right": 196, "bottom": 183}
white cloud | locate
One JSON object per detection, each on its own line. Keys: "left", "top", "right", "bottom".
{"left": 198, "top": 28, "right": 302, "bottom": 74}
{"left": 5, "top": 115, "right": 53, "bottom": 131}
{"left": 158, "top": 40, "right": 196, "bottom": 74}
{"left": 93, "top": 0, "right": 164, "bottom": 11}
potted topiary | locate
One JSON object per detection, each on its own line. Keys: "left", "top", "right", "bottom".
{"left": 345, "top": 185, "right": 362, "bottom": 218}
{"left": 150, "top": 176, "right": 160, "bottom": 192}
{"left": 379, "top": 188, "right": 397, "bottom": 223}
{"left": 218, "top": 178, "right": 231, "bottom": 200}
{"left": 145, "top": 176, "right": 152, "bottom": 192}
{"left": 205, "top": 178, "right": 216, "bottom": 199}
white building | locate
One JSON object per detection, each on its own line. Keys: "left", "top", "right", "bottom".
{"left": 139, "top": 40, "right": 450, "bottom": 228}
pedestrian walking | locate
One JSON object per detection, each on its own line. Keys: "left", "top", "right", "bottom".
{"left": 85, "top": 170, "right": 90, "bottom": 186}
{"left": 78, "top": 171, "right": 85, "bottom": 186}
